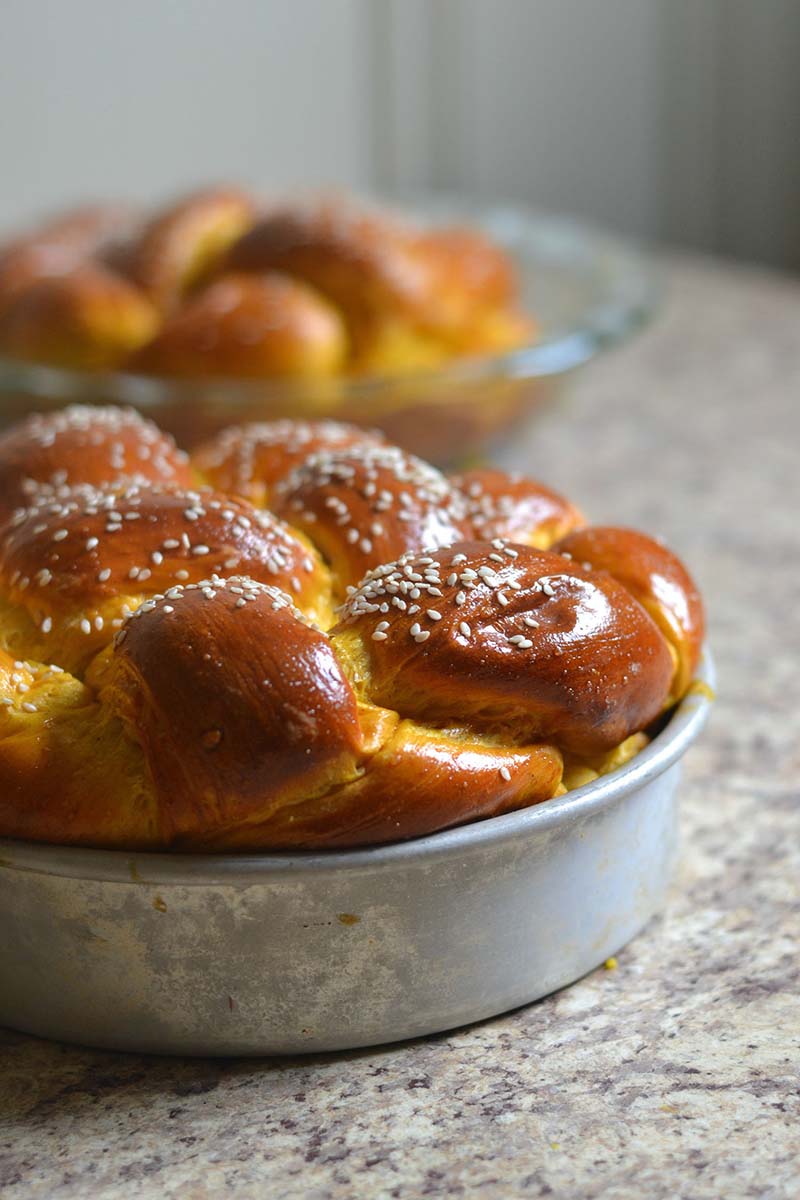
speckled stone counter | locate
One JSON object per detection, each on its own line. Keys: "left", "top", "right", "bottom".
{"left": 1, "top": 256, "right": 798, "bottom": 1199}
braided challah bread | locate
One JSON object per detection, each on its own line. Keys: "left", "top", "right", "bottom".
{"left": 0, "top": 189, "right": 535, "bottom": 381}
{"left": 0, "top": 404, "right": 191, "bottom": 522}
{"left": 0, "top": 405, "right": 704, "bottom": 850}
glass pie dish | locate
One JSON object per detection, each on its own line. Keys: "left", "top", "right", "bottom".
{"left": 0, "top": 197, "right": 657, "bottom": 467}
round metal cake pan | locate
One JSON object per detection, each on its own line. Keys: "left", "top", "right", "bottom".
{"left": 0, "top": 654, "right": 713, "bottom": 1057}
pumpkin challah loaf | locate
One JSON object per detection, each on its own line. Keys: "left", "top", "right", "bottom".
{"left": 0, "top": 405, "right": 704, "bottom": 851}
{"left": 0, "top": 188, "right": 535, "bottom": 379}
{"left": 0, "top": 403, "right": 191, "bottom": 522}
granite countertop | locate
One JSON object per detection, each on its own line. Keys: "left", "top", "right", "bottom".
{"left": 1, "top": 256, "right": 798, "bottom": 1199}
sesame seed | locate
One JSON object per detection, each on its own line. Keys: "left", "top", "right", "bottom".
{"left": 94, "top": 616, "right": 104, "bottom": 631}
{"left": 41, "top": 616, "right": 52, "bottom": 633}
{"left": 85, "top": 537, "right": 99, "bottom": 551}
{"left": 497, "top": 592, "right": 509, "bottom": 606}
{"left": 52, "top": 529, "right": 68, "bottom": 542}
{"left": 22, "top": 702, "right": 37, "bottom": 713}
{"left": 499, "top": 765, "right": 512, "bottom": 782}
{"left": 372, "top": 630, "right": 388, "bottom": 641}
{"left": 410, "top": 622, "right": 421, "bottom": 637}
{"left": 163, "top": 605, "right": 174, "bottom": 613}
{"left": 80, "top": 618, "right": 92, "bottom": 635}
{"left": 192, "top": 545, "right": 211, "bottom": 556}
{"left": 459, "top": 622, "right": 471, "bottom": 638}
{"left": 175, "top": 569, "right": 189, "bottom": 580}
{"left": 414, "top": 630, "right": 430, "bottom": 643}
{"left": 427, "top": 609, "right": 442, "bottom": 621}
{"left": 17, "top": 682, "right": 29, "bottom": 693}
{"left": 151, "top": 551, "right": 163, "bottom": 565}
{"left": 97, "top": 568, "right": 111, "bottom": 582}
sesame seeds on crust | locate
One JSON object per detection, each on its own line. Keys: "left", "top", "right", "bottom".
{"left": 274, "top": 443, "right": 468, "bottom": 590}
{"left": 0, "top": 404, "right": 191, "bottom": 519}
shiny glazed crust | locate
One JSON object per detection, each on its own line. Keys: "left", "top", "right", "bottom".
{"left": 193, "top": 419, "right": 385, "bottom": 507}
{"left": 272, "top": 444, "right": 469, "bottom": 595}
{"left": 0, "top": 404, "right": 191, "bottom": 524}
{"left": 0, "top": 407, "right": 705, "bottom": 850}
{"left": 453, "top": 467, "right": 585, "bottom": 547}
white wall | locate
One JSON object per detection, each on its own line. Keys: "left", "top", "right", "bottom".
{"left": 0, "top": 0, "right": 797, "bottom": 268}
{"left": 374, "top": 0, "right": 663, "bottom": 238}
{"left": 0, "top": 0, "right": 373, "bottom": 228}
{"left": 373, "top": 0, "right": 800, "bottom": 268}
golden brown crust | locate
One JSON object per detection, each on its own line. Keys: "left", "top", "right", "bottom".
{"left": 0, "top": 404, "right": 191, "bottom": 524}
{"left": 0, "top": 262, "right": 159, "bottom": 370}
{"left": 0, "top": 205, "right": 134, "bottom": 320}
{"left": 224, "top": 200, "right": 432, "bottom": 342}
{"left": 415, "top": 226, "right": 518, "bottom": 313}
{"left": 130, "top": 272, "right": 347, "bottom": 379}
{"left": 0, "top": 646, "right": 159, "bottom": 848}
{"left": 555, "top": 526, "right": 705, "bottom": 699}
{"left": 193, "top": 418, "right": 385, "bottom": 506}
{"left": 119, "top": 187, "right": 256, "bottom": 311}
{"left": 222, "top": 199, "right": 536, "bottom": 370}
{"left": 87, "top": 578, "right": 562, "bottom": 851}
{"left": 94, "top": 579, "right": 370, "bottom": 845}
{"left": 0, "top": 191, "right": 535, "bottom": 378}
{"left": 0, "top": 482, "right": 332, "bottom": 671}
{"left": 453, "top": 467, "right": 585, "bottom": 548}
{"left": 272, "top": 444, "right": 468, "bottom": 595}
{"left": 0, "top": 408, "right": 705, "bottom": 852}
{"left": 230, "top": 720, "right": 563, "bottom": 850}
{"left": 333, "top": 540, "right": 674, "bottom": 757}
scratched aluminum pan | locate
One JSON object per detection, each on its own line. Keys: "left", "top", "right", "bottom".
{"left": 0, "top": 654, "right": 713, "bottom": 1056}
